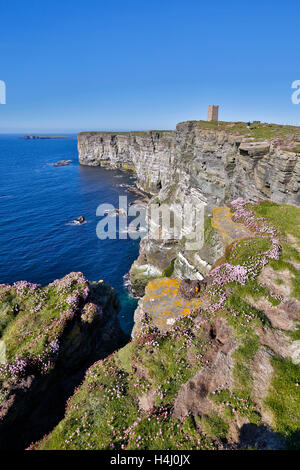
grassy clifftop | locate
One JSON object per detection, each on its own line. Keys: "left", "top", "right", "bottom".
{"left": 78, "top": 121, "right": 300, "bottom": 153}
{"left": 178, "top": 120, "right": 300, "bottom": 150}
{"left": 34, "top": 200, "right": 300, "bottom": 450}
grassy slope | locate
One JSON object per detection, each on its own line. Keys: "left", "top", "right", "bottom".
{"left": 35, "top": 316, "right": 214, "bottom": 450}
{"left": 250, "top": 202, "right": 300, "bottom": 447}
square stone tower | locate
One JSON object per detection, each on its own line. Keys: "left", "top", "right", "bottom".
{"left": 207, "top": 105, "right": 219, "bottom": 121}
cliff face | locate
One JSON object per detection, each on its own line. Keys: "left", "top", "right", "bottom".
{"left": 78, "top": 130, "right": 176, "bottom": 194}
{"left": 78, "top": 122, "right": 300, "bottom": 208}
{"left": 0, "top": 273, "right": 126, "bottom": 449}
{"left": 78, "top": 120, "right": 300, "bottom": 287}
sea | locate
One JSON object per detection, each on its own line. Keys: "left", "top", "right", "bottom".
{"left": 0, "top": 134, "right": 140, "bottom": 334}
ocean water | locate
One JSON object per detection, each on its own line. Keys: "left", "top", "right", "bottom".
{"left": 0, "top": 134, "right": 140, "bottom": 333}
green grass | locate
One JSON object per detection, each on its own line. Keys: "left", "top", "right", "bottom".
{"left": 180, "top": 120, "right": 252, "bottom": 134}
{"left": 225, "top": 293, "right": 270, "bottom": 334}
{"left": 226, "top": 238, "right": 271, "bottom": 267}
{"left": 251, "top": 123, "right": 300, "bottom": 142}
{"left": 177, "top": 120, "right": 300, "bottom": 142}
{"left": 36, "top": 318, "right": 212, "bottom": 450}
{"left": 133, "top": 317, "right": 206, "bottom": 406}
{"left": 126, "top": 414, "right": 214, "bottom": 450}
{"left": 265, "top": 356, "right": 300, "bottom": 449}
{"left": 0, "top": 273, "right": 97, "bottom": 388}
{"left": 162, "top": 259, "right": 175, "bottom": 277}
{"left": 251, "top": 201, "right": 300, "bottom": 243}
{"left": 288, "top": 326, "right": 300, "bottom": 341}
{"left": 0, "top": 291, "right": 19, "bottom": 337}
{"left": 195, "top": 412, "right": 229, "bottom": 440}
{"left": 116, "top": 341, "right": 135, "bottom": 374}
{"left": 211, "top": 389, "right": 261, "bottom": 425}
{"left": 36, "top": 357, "right": 140, "bottom": 450}
{"left": 269, "top": 256, "right": 300, "bottom": 301}
{"left": 232, "top": 332, "right": 259, "bottom": 395}
{"left": 230, "top": 202, "right": 300, "bottom": 301}
{"left": 233, "top": 280, "right": 280, "bottom": 306}
{"left": 1, "top": 280, "right": 84, "bottom": 362}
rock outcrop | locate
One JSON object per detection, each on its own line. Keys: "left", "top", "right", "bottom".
{"left": 0, "top": 273, "right": 126, "bottom": 449}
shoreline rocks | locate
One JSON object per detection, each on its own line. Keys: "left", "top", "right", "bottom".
{"left": 74, "top": 215, "right": 85, "bottom": 224}
{"left": 53, "top": 160, "right": 71, "bottom": 167}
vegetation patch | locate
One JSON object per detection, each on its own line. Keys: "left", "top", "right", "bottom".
{"left": 265, "top": 356, "right": 300, "bottom": 449}
{"left": 195, "top": 412, "right": 229, "bottom": 441}
{"left": 0, "top": 273, "right": 91, "bottom": 384}
{"left": 251, "top": 201, "right": 300, "bottom": 243}
{"left": 211, "top": 389, "right": 261, "bottom": 425}
{"left": 179, "top": 120, "right": 300, "bottom": 145}
{"left": 126, "top": 413, "right": 214, "bottom": 450}
{"left": 130, "top": 266, "right": 160, "bottom": 297}
{"left": 35, "top": 316, "right": 212, "bottom": 450}
{"left": 162, "top": 259, "right": 175, "bottom": 277}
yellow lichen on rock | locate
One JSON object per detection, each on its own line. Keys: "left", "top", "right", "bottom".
{"left": 141, "top": 278, "right": 203, "bottom": 331}
{"left": 212, "top": 206, "right": 251, "bottom": 247}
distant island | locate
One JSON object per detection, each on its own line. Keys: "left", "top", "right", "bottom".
{"left": 23, "top": 135, "right": 69, "bottom": 140}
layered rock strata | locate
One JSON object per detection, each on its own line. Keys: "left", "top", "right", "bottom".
{"left": 78, "top": 121, "right": 300, "bottom": 287}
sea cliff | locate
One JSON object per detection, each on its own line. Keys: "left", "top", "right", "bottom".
{"left": 78, "top": 121, "right": 300, "bottom": 207}
{"left": 78, "top": 120, "right": 300, "bottom": 289}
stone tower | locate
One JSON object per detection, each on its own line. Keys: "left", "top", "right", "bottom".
{"left": 207, "top": 105, "right": 219, "bottom": 121}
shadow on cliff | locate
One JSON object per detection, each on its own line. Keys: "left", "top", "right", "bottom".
{"left": 0, "top": 306, "right": 129, "bottom": 451}
{"left": 0, "top": 334, "right": 129, "bottom": 450}
{"left": 239, "top": 423, "right": 300, "bottom": 450}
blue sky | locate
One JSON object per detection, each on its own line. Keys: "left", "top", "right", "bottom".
{"left": 0, "top": 0, "right": 300, "bottom": 132}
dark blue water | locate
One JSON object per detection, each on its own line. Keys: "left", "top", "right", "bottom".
{"left": 0, "top": 135, "right": 139, "bottom": 333}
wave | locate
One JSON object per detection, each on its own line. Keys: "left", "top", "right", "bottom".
{"left": 65, "top": 220, "right": 88, "bottom": 226}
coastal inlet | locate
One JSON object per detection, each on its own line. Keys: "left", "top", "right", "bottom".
{"left": 0, "top": 134, "right": 140, "bottom": 333}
